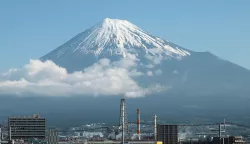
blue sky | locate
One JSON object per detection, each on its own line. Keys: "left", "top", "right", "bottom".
{"left": 0, "top": 0, "right": 250, "bottom": 71}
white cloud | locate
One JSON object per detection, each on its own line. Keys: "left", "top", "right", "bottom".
{"left": 125, "top": 84, "right": 165, "bottom": 98}
{"left": 145, "top": 64, "right": 155, "bottom": 69}
{"left": 145, "top": 55, "right": 163, "bottom": 65}
{"left": 147, "top": 71, "right": 153, "bottom": 76}
{"left": 173, "top": 70, "right": 178, "bottom": 74}
{"left": 155, "top": 69, "right": 163, "bottom": 75}
{"left": 0, "top": 59, "right": 165, "bottom": 98}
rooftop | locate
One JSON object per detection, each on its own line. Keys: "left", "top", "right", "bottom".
{"left": 9, "top": 114, "right": 43, "bottom": 119}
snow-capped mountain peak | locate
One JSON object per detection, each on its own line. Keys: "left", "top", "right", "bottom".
{"left": 42, "top": 18, "right": 191, "bottom": 62}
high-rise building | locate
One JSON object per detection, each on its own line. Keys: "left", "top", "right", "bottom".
{"left": 8, "top": 114, "right": 46, "bottom": 140}
{"left": 47, "top": 130, "right": 58, "bottom": 144}
{"left": 229, "top": 136, "right": 245, "bottom": 144}
{"left": 157, "top": 124, "right": 178, "bottom": 144}
{"left": 212, "top": 136, "right": 245, "bottom": 144}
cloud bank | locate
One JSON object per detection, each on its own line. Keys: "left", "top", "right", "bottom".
{"left": 0, "top": 58, "right": 165, "bottom": 98}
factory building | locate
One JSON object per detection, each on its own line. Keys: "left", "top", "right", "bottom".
{"left": 180, "top": 136, "right": 245, "bottom": 144}
{"left": 8, "top": 114, "right": 46, "bottom": 140}
{"left": 212, "top": 136, "right": 245, "bottom": 144}
{"left": 229, "top": 136, "right": 245, "bottom": 144}
{"left": 157, "top": 124, "right": 178, "bottom": 144}
{"left": 81, "top": 140, "right": 162, "bottom": 144}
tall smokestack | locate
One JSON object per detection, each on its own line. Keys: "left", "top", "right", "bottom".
{"left": 154, "top": 115, "right": 157, "bottom": 140}
{"left": 120, "top": 98, "right": 125, "bottom": 144}
{"left": 119, "top": 98, "right": 128, "bottom": 131}
{"left": 137, "top": 108, "right": 141, "bottom": 140}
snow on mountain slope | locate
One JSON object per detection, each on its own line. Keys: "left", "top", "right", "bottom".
{"left": 42, "top": 18, "right": 190, "bottom": 63}
{"left": 40, "top": 18, "right": 250, "bottom": 96}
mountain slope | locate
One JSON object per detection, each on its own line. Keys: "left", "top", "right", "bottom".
{"left": 1, "top": 18, "right": 250, "bottom": 126}
{"left": 41, "top": 18, "right": 250, "bottom": 96}
{"left": 41, "top": 18, "right": 190, "bottom": 72}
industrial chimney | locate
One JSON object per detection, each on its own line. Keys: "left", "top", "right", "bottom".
{"left": 154, "top": 115, "right": 157, "bottom": 140}
{"left": 137, "top": 108, "right": 141, "bottom": 140}
{"left": 120, "top": 98, "right": 126, "bottom": 144}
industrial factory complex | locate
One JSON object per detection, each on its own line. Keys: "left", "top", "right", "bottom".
{"left": 0, "top": 98, "right": 249, "bottom": 144}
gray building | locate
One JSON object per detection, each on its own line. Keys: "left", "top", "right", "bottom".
{"left": 8, "top": 114, "right": 46, "bottom": 140}
{"left": 157, "top": 124, "right": 178, "bottom": 144}
{"left": 47, "top": 130, "right": 58, "bottom": 144}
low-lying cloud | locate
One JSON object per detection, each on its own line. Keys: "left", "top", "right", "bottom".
{"left": 0, "top": 58, "right": 165, "bottom": 97}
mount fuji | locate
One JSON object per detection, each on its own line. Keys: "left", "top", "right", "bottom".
{"left": 41, "top": 18, "right": 250, "bottom": 96}
{"left": 1, "top": 18, "right": 250, "bottom": 126}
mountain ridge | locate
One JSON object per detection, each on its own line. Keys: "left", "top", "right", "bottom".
{"left": 41, "top": 18, "right": 190, "bottom": 63}
{"left": 41, "top": 18, "right": 250, "bottom": 97}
